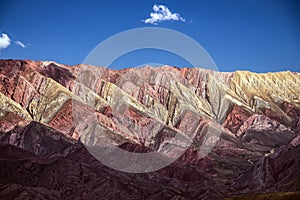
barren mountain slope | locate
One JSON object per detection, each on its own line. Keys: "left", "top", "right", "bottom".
{"left": 0, "top": 59, "right": 299, "bottom": 199}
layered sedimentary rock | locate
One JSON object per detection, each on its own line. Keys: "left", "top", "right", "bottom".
{"left": 0, "top": 59, "right": 299, "bottom": 199}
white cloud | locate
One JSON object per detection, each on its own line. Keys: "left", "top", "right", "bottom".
{"left": 15, "top": 40, "right": 26, "bottom": 48}
{"left": 0, "top": 33, "right": 11, "bottom": 50}
{"left": 143, "top": 4, "right": 185, "bottom": 25}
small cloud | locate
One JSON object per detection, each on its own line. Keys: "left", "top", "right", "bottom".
{"left": 142, "top": 4, "right": 186, "bottom": 25}
{"left": 15, "top": 40, "right": 27, "bottom": 48}
{"left": 0, "top": 33, "right": 11, "bottom": 50}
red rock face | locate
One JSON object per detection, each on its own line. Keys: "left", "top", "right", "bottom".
{"left": 223, "top": 105, "right": 252, "bottom": 135}
{"left": 0, "top": 59, "right": 300, "bottom": 199}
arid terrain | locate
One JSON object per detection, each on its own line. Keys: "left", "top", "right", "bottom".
{"left": 0, "top": 59, "right": 299, "bottom": 199}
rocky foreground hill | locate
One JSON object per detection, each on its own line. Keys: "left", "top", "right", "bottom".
{"left": 0, "top": 59, "right": 299, "bottom": 199}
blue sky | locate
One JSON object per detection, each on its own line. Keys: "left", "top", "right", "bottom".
{"left": 0, "top": 0, "right": 299, "bottom": 72}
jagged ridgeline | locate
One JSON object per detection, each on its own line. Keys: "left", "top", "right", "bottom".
{"left": 0, "top": 59, "right": 299, "bottom": 199}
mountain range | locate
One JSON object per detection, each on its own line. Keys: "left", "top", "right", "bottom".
{"left": 0, "top": 59, "right": 299, "bottom": 199}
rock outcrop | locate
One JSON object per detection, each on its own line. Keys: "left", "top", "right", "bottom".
{"left": 0, "top": 59, "right": 299, "bottom": 199}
